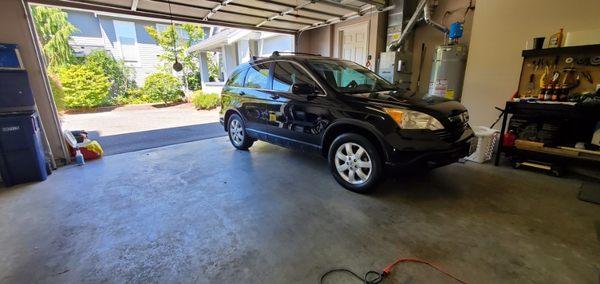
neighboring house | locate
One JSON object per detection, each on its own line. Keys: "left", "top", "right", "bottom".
{"left": 188, "top": 27, "right": 293, "bottom": 94}
{"left": 65, "top": 9, "right": 207, "bottom": 86}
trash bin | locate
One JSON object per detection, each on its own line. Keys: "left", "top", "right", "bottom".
{"left": 0, "top": 112, "right": 48, "bottom": 186}
{"left": 466, "top": 126, "right": 500, "bottom": 163}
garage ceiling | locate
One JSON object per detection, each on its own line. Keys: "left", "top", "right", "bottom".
{"left": 28, "top": 0, "right": 389, "bottom": 34}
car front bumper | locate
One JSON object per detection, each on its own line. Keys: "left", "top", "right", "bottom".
{"left": 385, "top": 129, "right": 476, "bottom": 170}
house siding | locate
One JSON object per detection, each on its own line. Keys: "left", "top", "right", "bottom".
{"left": 65, "top": 10, "right": 165, "bottom": 86}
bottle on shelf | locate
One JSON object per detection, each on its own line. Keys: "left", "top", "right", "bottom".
{"left": 544, "top": 84, "right": 553, "bottom": 101}
{"left": 559, "top": 85, "right": 569, "bottom": 101}
{"left": 538, "top": 86, "right": 546, "bottom": 100}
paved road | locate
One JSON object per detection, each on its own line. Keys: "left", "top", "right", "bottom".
{"left": 61, "top": 103, "right": 226, "bottom": 155}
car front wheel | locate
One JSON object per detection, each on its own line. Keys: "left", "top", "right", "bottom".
{"left": 328, "top": 133, "right": 382, "bottom": 193}
{"left": 228, "top": 114, "right": 254, "bottom": 150}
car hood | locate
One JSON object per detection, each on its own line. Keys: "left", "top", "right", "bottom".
{"left": 343, "top": 91, "right": 467, "bottom": 118}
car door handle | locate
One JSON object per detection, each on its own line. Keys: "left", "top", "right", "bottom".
{"left": 239, "top": 91, "right": 245, "bottom": 96}
{"left": 270, "top": 94, "right": 280, "bottom": 99}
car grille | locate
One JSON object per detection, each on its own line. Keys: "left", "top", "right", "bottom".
{"left": 434, "top": 112, "right": 469, "bottom": 141}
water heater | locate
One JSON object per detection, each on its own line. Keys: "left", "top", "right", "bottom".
{"left": 427, "top": 44, "right": 468, "bottom": 101}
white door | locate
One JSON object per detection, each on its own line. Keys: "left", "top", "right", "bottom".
{"left": 340, "top": 23, "right": 369, "bottom": 66}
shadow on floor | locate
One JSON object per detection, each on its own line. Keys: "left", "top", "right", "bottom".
{"left": 86, "top": 122, "right": 226, "bottom": 156}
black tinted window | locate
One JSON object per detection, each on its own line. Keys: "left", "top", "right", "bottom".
{"left": 226, "top": 68, "right": 247, "bottom": 87}
{"left": 272, "top": 62, "right": 314, "bottom": 92}
{"left": 244, "top": 64, "right": 270, "bottom": 89}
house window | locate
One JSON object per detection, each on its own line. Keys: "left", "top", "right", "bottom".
{"left": 156, "top": 24, "right": 190, "bottom": 42}
{"left": 114, "top": 20, "right": 138, "bottom": 62}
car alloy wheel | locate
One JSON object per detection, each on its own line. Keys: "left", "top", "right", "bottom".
{"left": 334, "top": 142, "right": 372, "bottom": 185}
{"left": 328, "top": 133, "right": 382, "bottom": 193}
{"left": 229, "top": 119, "right": 244, "bottom": 147}
{"left": 228, "top": 114, "right": 253, "bottom": 150}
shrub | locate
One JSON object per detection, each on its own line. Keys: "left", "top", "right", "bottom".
{"left": 111, "top": 88, "right": 156, "bottom": 105}
{"left": 85, "top": 50, "right": 135, "bottom": 97}
{"left": 143, "top": 73, "right": 183, "bottom": 104}
{"left": 57, "top": 63, "right": 111, "bottom": 108}
{"left": 48, "top": 73, "right": 65, "bottom": 111}
{"left": 185, "top": 72, "right": 201, "bottom": 91}
{"left": 191, "top": 91, "right": 220, "bottom": 110}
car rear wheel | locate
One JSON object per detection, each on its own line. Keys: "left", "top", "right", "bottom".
{"left": 328, "top": 133, "right": 382, "bottom": 193}
{"left": 228, "top": 114, "right": 254, "bottom": 150}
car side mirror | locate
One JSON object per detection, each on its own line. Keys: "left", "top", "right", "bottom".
{"left": 292, "top": 83, "right": 318, "bottom": 96}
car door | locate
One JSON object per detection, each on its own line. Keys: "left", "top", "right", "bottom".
{"left": 239, "top": 62, "right": 272, "bottom": 134}
{"left": 264, "top": 60, "right": 332, "bottom": 150}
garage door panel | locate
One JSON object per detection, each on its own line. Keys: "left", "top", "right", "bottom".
{"left": 278, "top": 14, "right": 316, "bottom": 25}
{"left": 35, "top": 0, "right": 378, "bottom": 34}
{"left": 260, "top": 21, "right": 305, "bottom": 31}
{"left": 137, "top": 0, "right": 211, "bottom": 18}
{"left": 221, "top": 5, "right": 273, "bottom": 18}
{"left": 210, "top": 13, "right": 264, "bottom": 26}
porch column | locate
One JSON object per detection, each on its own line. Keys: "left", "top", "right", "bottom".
{"left": 198, "top": 51, "right": 210, "bottom": 86}
{"left": 221, "top": 44, "right": 239, "bottom": 81}
{"left": 248, "top": 39, "right": 259, "bottom": 58}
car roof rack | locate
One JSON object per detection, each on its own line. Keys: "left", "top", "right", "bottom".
{"left": 271, "top": 51, "right": 321, "bottom": 57}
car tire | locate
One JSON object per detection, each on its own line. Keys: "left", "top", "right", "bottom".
{"left": 228, "top": 114, "right": 254, "bottom": 150}
{"left": 328, "top": 133, "right": 383, "bottom": 193}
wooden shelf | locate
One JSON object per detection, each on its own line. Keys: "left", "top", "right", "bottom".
{"left": 521, "top": 44, "right": 600, "bottom": 57}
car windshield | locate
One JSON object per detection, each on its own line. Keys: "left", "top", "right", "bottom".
{"left": 307, "top": 59, "right": 396, "bottom": 94}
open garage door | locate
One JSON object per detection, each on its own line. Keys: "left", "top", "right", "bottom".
{"left": 28, "top": 0, "right": 388, "bottom": 34}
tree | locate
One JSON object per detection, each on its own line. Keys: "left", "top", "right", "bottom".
{"left": 145, "top": 23, "right": 204, "bottom": 90}
{"left": 31, "top": 6, "right": 78, "bottom": 72}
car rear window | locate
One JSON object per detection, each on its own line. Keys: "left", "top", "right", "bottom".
{"left": 244, "top": 64, "right": 270, "bottom": 89}
{"left": 226, "top": 68, "right": 247, "bottom": 87}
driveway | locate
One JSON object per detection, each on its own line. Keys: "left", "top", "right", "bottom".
{"left": 60, "top": 103, "right": 225, "bottom": 155}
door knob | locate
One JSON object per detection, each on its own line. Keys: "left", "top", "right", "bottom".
{"left": 239, "top": 91, "right": 245, "bottom": 96}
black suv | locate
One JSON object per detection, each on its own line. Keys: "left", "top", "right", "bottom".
{"left": 220, "top": 52, "right": 475, "bottom": 193}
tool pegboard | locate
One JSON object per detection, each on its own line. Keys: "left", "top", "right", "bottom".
{"left": 517, "top": 44, "right": 600, "bottom": 99}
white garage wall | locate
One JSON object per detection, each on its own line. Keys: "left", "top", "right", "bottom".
{"left": 462, "top": 0, "right": 600, "bottom": 128}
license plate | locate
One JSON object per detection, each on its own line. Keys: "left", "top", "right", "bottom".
{"left": 468, "top": 138, "right": 478, "bottom": 155}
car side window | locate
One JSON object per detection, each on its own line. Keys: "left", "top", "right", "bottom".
{"left": 244, "top": 64, "right": 270, "bottom": 89}
{"left": 226, "top": 68, "right": 247, "bottom": 87}
{"left": 272, "top": 61, "right": 315, "bottom": 92}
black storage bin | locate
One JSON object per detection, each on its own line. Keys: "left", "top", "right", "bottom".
{"left": 0, "top": 70, "right": 36, "bottom": 112}
{"left": 0, "top": 112, "right": 48, "bottom": 186}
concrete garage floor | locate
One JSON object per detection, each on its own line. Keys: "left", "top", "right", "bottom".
{"left": 0, "top": 138, "right": 599, "bottom": 283}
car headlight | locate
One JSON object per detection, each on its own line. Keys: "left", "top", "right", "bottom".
{"left": 384, "top": 108, "right": 444, "bottom": 130}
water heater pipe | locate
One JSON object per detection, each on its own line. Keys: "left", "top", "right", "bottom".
{"left": 423, "top": 4, "right": 448, "bottom": 34}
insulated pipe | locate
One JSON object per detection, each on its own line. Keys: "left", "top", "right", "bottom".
{"left": 387, "top": 0, "right": 428, "bottom": 51}
{"left": 423, "top": 4, "right": 448, "bottom": 34}
{"left": 387, "top": 0, "right": 448, "bottom": 51}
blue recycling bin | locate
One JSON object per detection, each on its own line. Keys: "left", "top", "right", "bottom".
{"left": 0, "top": 112, "right": 48, "bottom": 186}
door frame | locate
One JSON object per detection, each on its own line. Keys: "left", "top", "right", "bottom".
{"left": 335, "top": 21, "right": 370, "bottom": 65}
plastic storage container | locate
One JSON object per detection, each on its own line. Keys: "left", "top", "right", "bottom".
{"left": 466, "top": 126, "right": 500, "bottom": 163}
{"left": 0, "top": 112, "right": 48, "bottom": 186}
